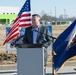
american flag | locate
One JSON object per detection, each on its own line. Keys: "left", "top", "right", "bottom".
{"left": 3, "top": 0, "right": 31, "bottom": 45}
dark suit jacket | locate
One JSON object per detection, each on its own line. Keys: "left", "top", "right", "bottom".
{"left": 23, "top": 25, "right": 52, "bottom": 47}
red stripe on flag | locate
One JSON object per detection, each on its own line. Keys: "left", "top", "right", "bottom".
{"left": 7, "top": 18, "right": 20, "bottom": 35}
{"left": 3, "top": 24, "right": 20, "bottom": 45}
{"left": 7, "top": 27, "right": 19, "bottom": 37}
{"left": 14, "top": 17, "right": 19, "bottom": 23}
{"left": 3, "top": 32, "right": 19, "bottom": 45}
{"left": 19, "top": 23, "right": 31, "bottom": 27}
{"left": 6, "top": 33, "right": 20, "bottom": 43}
{"left": 20, "top": 18, "right": 31, "bottom": 22}
{"left": 21, "top": 13, "right": 31, "bottom": 17}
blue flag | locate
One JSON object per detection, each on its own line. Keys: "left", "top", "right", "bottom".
{"left": 53, "top": 20, "right": 76, "bottom": 74}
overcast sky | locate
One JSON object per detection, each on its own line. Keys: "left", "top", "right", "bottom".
{"left": 0, "top": 0, "right": 76, "bottom": 17}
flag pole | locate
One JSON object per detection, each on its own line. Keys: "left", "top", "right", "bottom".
{"left": 52, "top": 38, "right": 54, "bottom": 75}
{"left": 52, "top": 37, "right": 56, "bottom": 75}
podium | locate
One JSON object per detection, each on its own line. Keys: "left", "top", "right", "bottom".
{"left": 16, "top": 44, "right": 46, "bottom": 75}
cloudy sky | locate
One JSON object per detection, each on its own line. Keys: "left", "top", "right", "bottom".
{"left": 0, "top": 0, "right": 76, "bottom": 17}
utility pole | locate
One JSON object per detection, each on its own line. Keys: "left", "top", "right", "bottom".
{"left": 64, "top": 9, "right": 66, "bottom": 19}
{"left": 55, "top": 7, "right": 57, "bottom": 25}
{"left": 50, "top": 10, "right": 52, "bottom": 24}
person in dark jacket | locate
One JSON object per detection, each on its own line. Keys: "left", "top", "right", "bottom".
{"left": 23, "top": 14, "right": 52, "bottom": 47}
{"left": 23, "top": 14, "right": 52, "bottom": 66}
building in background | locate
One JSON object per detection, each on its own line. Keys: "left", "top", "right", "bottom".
{"left": 0, "top": 6, "right": 19, "bottom": 25}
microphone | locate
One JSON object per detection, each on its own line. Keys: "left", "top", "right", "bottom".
{"left": 31, "top": 28, "right": 35, "bottom": 31}
{"left": 33, "top": 29, "right": 56, "bottom": 39}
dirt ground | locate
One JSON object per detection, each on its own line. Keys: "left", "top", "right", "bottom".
{"left": 0, "top": 25, "right": 68, "bottom": 52}
{"left": 0, "top": 25, "right": 76, "bottom": 64}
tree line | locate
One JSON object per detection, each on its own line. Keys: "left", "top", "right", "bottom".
{"left": 40, "top": 13, "right": 76, "bottom": 25}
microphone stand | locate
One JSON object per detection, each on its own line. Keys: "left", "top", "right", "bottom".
{"left": 10, "top": 35, "right": 23, "bottom": 47}
{"left": 33, "top": 29, "right": 56, "bottom": 75}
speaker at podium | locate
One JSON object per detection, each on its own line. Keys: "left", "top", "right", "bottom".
{"left": 16, "top": 44, "right": 46, "bottom": 75}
